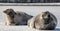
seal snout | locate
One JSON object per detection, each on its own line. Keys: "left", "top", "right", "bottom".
{"left": 43, "top": 11, "right": 50, "bottom": 19}
{"left": 3, "top": 10, "right": 6, "bottom": 13}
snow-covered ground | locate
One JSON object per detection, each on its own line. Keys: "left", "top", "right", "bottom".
{"left": 0, "top": 6, "right": 60, "bottom": 31}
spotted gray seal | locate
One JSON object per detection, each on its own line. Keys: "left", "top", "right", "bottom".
{"left": 28, "top": 11, "right": 57, "bottom": 30}
{"left": 3, "top": 9, "right": 33, "bottom": 26}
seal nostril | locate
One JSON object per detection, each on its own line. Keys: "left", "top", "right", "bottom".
{"left": 3, "top": 11, "right": 6, "bottom": 13}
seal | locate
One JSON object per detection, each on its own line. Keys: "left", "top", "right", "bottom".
{"left": 14, "top": 11, "right": 33, "bottom": 25}
{"left": 28, "top": 11, "right": 57, "bottom": 30}
{"left": 3, "top": 9, "right": 33, "bottom": 26}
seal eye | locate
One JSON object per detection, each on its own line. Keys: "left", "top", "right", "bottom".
{"left": 8, "top": 12, "right": 12, "bottom": 15}
{"left": 48, "top": 14, "right": 50, "bottom": 17}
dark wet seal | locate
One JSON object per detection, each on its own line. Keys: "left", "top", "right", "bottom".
{"left": 3, "top": 9, "right": 33, "bottom": 26}
{"left": 28, "top": 11, "right": 57, "bottom": 30}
